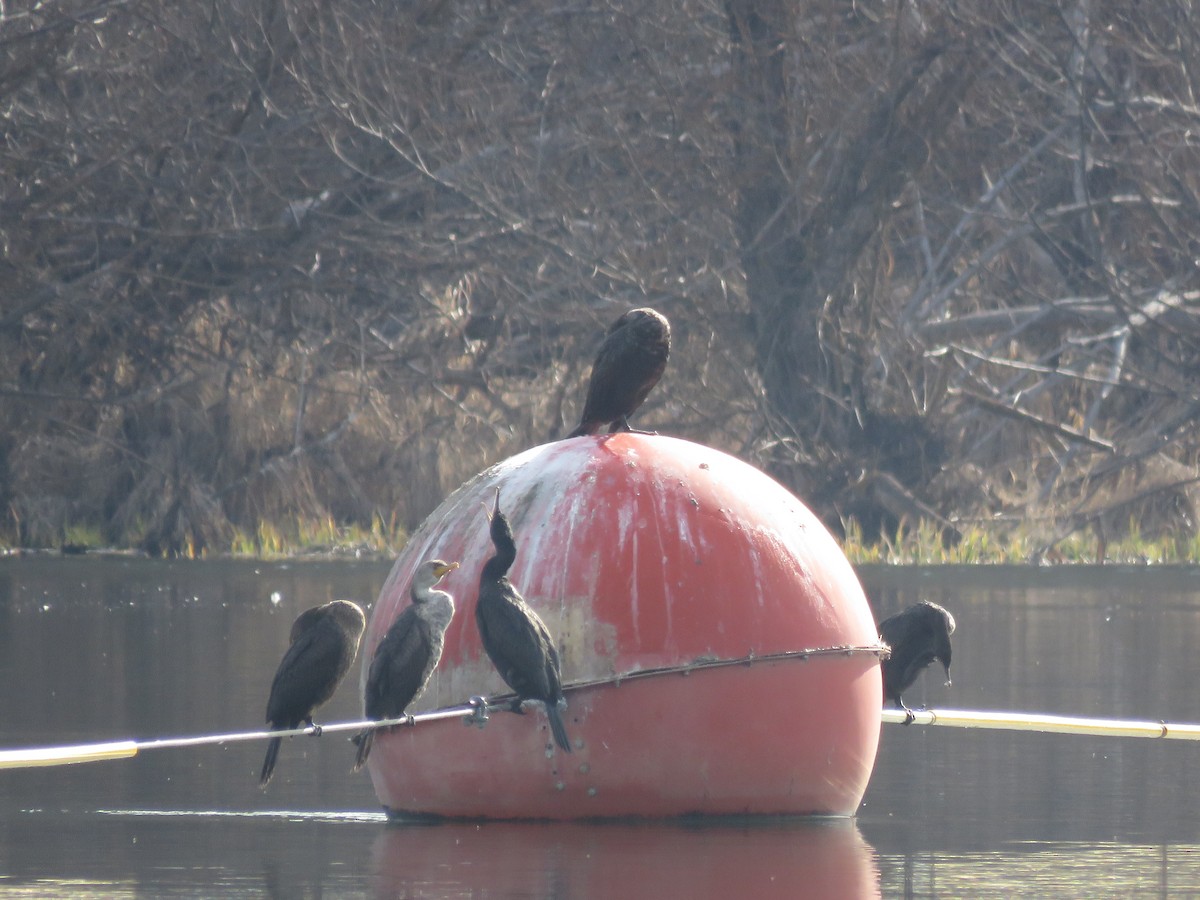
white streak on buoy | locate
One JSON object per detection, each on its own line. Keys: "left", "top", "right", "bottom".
{"left": 629, "top": 526, "right": 641, "bottom": 646}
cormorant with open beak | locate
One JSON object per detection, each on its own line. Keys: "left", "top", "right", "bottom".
{"left": 878, "top": 600, "right": 956, "bottom": 723}
{"left": 567, "top": 307, "right": 671, "bottom": 437}
{"left": 259, "top": 599, "right": 365, "bottom": 786}
{"left": 352, "top": 559, "right": 459, "bottom": 771}
{"left": 475, "top": 492, "right": 572, "bottom": 752}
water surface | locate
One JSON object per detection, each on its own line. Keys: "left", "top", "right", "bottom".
{"left": 0, "top": 558, "right": 1197, "bottom": 896}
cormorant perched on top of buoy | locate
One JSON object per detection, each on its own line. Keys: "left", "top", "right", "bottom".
{"left": 567, "top": 307, "right": 671, "bottom": 438}
{"left": 352, "top": 559, "right": 460, "bottom": 772}
{"left": 878, "top": 600, "right": 956, "bottom": 724}
{"left": 475, "top": 491, "right": 572, "bottom": 753}
{"left": 259, "top": 598, "right": 366, "bottom": 787}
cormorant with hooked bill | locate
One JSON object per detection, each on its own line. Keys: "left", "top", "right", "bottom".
{"left": 567, "top": 307, "right": 671, "bottom": 438}
{"left": 259, "top": 599, "right": 365, "bottom": 786}
{"left": 878, "top": 600, "right": 956, "bottom": 723}
{"left": 475, "top": 492, "right": 572, "bottom": 752}
{"left": 352, "top": 559, "right": 459, "bottom": 771}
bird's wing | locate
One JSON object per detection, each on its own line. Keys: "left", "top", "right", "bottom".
{"left": 878, "top": 606, "right": 925, "bottom": 647}
{"left": 288, "top": 606, "right": 326, "bottom": 644}
{"left": 542, "top": 634, "right": 565, "bottom": 699}
{"left": 265, "top": 620, "right": 350, "bottom": 726}
{"left": 878, "top": 605, "right": 949, "bottom": 699}
{"left": 585, "top": 314, "right": 669, "bottom": 419}
{"left": 477, "top": 588, "right": 558, "bottom": 700}
{"left": 580, "top": 335, "right": 637, "bottom": 421}
{"left": 364, "top": 608, "right": 434, "bottom": 719}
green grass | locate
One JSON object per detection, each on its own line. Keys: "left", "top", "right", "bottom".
{"left": 227, "top": 514, "right": 407, "bottom": 559}
{"left": 8, "top": 511, "right": 1200, "bottom": 565}
{"left": 61, "top": 524, "right": 105, "bottom": 549}
{"left": 0, "top": 514, "right": 406, "bottom": 559}
{"left": 840, "top": 516, "right": 1200, "bottom": 565}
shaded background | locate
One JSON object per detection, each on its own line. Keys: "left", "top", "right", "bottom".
{"left": 6, "top": 2, "right": 1200, "bottom": 557}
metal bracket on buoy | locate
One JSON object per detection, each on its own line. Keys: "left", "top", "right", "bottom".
{"left": 464, "top": 695, "right": 491, "bottom": 729}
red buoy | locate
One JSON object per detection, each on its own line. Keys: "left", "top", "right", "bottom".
{"left": 363, "top": 434, "right": 882, "bottom": 819}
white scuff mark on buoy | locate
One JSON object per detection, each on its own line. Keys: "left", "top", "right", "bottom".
{"left": 629, "top": 525, "right": 641, "bottom": 647}
{"left": 674, "top": 493, "right": 700, "bottom": 591}
{"left": 652, "top": 512, "right": 672, "bottom": 644}
{"left": 651, "top": 486, "right": 682, "bottom": 649}
{"left": 553, "top": 487, "right": 587, "bottom": 605}
{"left": 615, "top": 496, "right": 634, "bottom": 553}
{"left": 746, "top": 539, "right": 768, "bottom": 609}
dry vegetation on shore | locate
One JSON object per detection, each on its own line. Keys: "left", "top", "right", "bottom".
{"left": 4, "top": 1, "right": 1200, "bottom": 562}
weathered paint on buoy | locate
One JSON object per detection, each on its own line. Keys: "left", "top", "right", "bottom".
{"left": 362, "top": 434, "right": 882, "bottom": 819}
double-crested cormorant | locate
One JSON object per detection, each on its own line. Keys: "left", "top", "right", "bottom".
{"left": 476, "top": 492, "right": 572, "bottom": 752}
{"left": 878, "top": 600, "right": 956, "bottom": 723}
{"left": 567, "top": 307, "right": 671, "bottom": 438}
{"left": 352, "top": 559, "right": 460, "bottom": 771}
{"left": 259, "top": 599, "right": 365, "bottom": 787}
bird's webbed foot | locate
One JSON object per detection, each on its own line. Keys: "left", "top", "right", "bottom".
{"left": 609, "top": 418, "right": 658, "bottom": 436}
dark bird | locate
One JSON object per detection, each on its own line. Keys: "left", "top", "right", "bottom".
{"left": 475, "top": 491, "right": 572, "bottom": 752}
{"left": 878, "top": 601, "right": 956, "bottom": 723}
{"left": 352, "top": 558, "right": 459, "bottom": 772}
{"left": 259, "top": 599, "right": 366, "bottom": 787}
{"left": 567, "top": 307, "right": 671, "bottom": 438}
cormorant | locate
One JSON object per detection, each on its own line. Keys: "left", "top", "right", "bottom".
{"left": 259, "top": 598, "right": 365, "bottom": 787}
{"left": 567, "top": 307, "right": 671, "bottom": 438}
{"left": 475, "top": 491, "right": 572, "bottom": 752}
{"left": 878, "top": 600, "right": 956, "bottom": 723}
{"left": 352, "top": 559, "right": 460, "bottom": 771}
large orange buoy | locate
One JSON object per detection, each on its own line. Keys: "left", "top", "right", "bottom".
{"left": 362, "top": 434, "right": 882, "bottom": 819}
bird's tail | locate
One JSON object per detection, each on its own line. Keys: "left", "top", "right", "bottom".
{"left": 259, "top": 736, "right": 282, "bottom": 787}
{"left": 351, "top": 728, "right": 374, "bottom": 772}
{"left": 546, "top": 702, "right": 572, "bottom": 753}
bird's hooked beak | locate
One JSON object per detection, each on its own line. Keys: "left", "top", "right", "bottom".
{"left": 483, "top": 487, "right": 501, "bottom": 522}
{"left": 434, "top": 561, "right": 460, "bottom": 579}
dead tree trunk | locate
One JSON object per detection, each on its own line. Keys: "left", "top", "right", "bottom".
{"left": 725, "top": 1, "right": 978, "bottom": 533}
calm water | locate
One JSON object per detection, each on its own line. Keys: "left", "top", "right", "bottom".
{"left": 0, "top": 557, "right": 1198, "bottom": 897}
